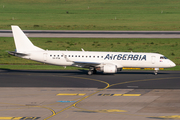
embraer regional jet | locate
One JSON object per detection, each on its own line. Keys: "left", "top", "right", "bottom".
{"left": 9, "top": 26, "right": 176, "bottom": 75}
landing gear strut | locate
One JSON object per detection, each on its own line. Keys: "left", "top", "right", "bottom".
{"left": 154, "top": 68, "right": 159, "bottom": 75}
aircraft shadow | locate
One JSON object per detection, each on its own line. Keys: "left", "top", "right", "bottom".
{"left": 0, "top": 68, "right": 171, "bottom": 75}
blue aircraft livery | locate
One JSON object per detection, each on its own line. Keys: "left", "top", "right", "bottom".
{"left": 104, "top": 54, "right": 146, "bottom": 61}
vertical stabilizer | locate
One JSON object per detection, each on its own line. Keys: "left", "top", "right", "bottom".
{"left": 11, "top": 25, "right": 44, "bottom": 53}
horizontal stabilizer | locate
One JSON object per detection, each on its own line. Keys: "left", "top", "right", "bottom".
{"left": 8, "top": 51, "right": 29, "bottom": 57}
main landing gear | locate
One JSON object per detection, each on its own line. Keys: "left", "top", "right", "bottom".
{"left": 88, "top": 67, "right": 97, "bottom": 75}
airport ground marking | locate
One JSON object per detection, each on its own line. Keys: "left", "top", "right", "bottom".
{"left": 148, "top": 115, "right": 180, "bottom": 119}
{"left": 75, "top": 109, "right": 127, "bottom": 113}
{"left": 56, "top": 93, "right": 86, "bottom": 96}
{"left": 0, "top": 117, "right": 22, "bottom": 120}
{"left": 98, "top": 94, "right": 141, "bottom": 96}
{"left": 1, "top": 74, "right": 179, "bottom": 120}
{"left": 44, "top": 76, "right": 180, "bottom": 120}
{"left": 44, "top": 76, "right": 110, "bottom": 120}
{"left": 113, "top": 94, "right": 122, "bottom": 96}
{"left": 0, "top": 117, "right": 40, "bottom": 120}
{"left": 6, "top": 75, "right": 176, "bottom": 120}
{"left": 122, "top": 94, "right": 141, "bottom": 96}
{"left": 2, "top": 74, "right": 179, "bottom": 119}
{"left": 57, "top": 101, "right": 76, "bottom": 103}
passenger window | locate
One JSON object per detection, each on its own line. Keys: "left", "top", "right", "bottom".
{"left": 61, "top": 55, "right": 63, "bottom": 57}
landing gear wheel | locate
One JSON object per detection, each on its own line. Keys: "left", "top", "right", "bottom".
{"left": 88, "top": 67, "right": 95, "bottom": 75}
{"left": 88, "top": 70, "right": 93, "bottom": 75}
{"left": 154, "top": 70, "right": 158, "bottom": 75}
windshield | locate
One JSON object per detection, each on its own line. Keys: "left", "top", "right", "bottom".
{"left": 160, "top": 56, "right": 168, "bottom": 59}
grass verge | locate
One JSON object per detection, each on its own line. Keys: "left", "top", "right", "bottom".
{"left": 1, "top": 0, "right": 180, "bottom": 30}
{"left": 0, "top": 37, "right": 179, "bottom": 70}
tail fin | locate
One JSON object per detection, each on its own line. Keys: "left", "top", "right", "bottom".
{"left": 11, "top": 25, "right": 44, "bottom": 53}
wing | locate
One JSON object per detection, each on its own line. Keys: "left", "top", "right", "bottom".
{"left": 73, "top": 61, "right": 101, "bottom": 68}
{"left": 63, "top": 53, "right": 102, "bottom": 68}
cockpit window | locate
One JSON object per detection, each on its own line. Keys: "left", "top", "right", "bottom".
{"left": 160, "top": 56, "right": 168, "bottom": 59}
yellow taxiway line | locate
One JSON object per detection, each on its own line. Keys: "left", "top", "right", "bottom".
{"left": 56, "top": 93, "right": 86, "bottom": 96}
{"left": 0, "top": 117, "right": 40, "bottom": 120}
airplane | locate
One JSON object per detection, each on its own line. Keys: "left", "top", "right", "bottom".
{"left": 8, "top": 25, "right": 176, "bottom": 75}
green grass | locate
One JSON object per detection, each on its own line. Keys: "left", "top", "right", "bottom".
{"left": 0, "top": 37, "right": 179, "bottom": 71}
{"left": 0, "top": 64, "right": 86, "bottom": 70}
{"left": 1, "top": 0, "right": 180, "bottom": 30}
{"left": 0, "top": 0, "right": 180, "bottom": 70}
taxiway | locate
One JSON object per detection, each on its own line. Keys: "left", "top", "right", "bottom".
{"left": 1, "top": 30, "right": 180, "bottom": 38}
{"left": 0, "top": 70, "right": 180, "bottom": 120}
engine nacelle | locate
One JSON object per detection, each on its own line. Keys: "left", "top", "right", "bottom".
{"left": 102, "top": 65, "right": 117, "bottom": 73}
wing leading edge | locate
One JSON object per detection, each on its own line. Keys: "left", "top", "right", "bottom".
{"left": 73, "top": 61, "right": 101, "bottom": 68}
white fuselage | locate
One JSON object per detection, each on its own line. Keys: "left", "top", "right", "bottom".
{"left": 21, "top": 50, "right": 176, "bottom": 69}
{"left": 10, "top": 25, "right": 176, "bottom": 74}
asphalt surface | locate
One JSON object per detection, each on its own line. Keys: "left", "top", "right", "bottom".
{"left": 1, "top": 30, "right": 180, "bottom": 34}
{"left": 0, "top": 69, "right": 179, "bottom": 89}
{"left": 0, "top": 69, "right": 180, "bottom": 120}
{"left": 1, "top": 30, "right": 180, "bottom": 38}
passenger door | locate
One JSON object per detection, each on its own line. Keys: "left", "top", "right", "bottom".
{"left": 43, "top": 53, "right": 47, "bottom": 61}
{"left": 151, "top": 56, "right": 155, "bottom": 64}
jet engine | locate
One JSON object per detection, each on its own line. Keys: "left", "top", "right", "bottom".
{"left": 101, "top": 65, "right": 117, "bottom": 73}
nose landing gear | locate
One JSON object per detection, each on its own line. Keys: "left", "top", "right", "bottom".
{"left": 154, "top": 68, "right": 159, "bottom": 75}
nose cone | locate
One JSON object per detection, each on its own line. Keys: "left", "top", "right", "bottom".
{"left": 170, "top": 61, "right": 176, "bottom": 67}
